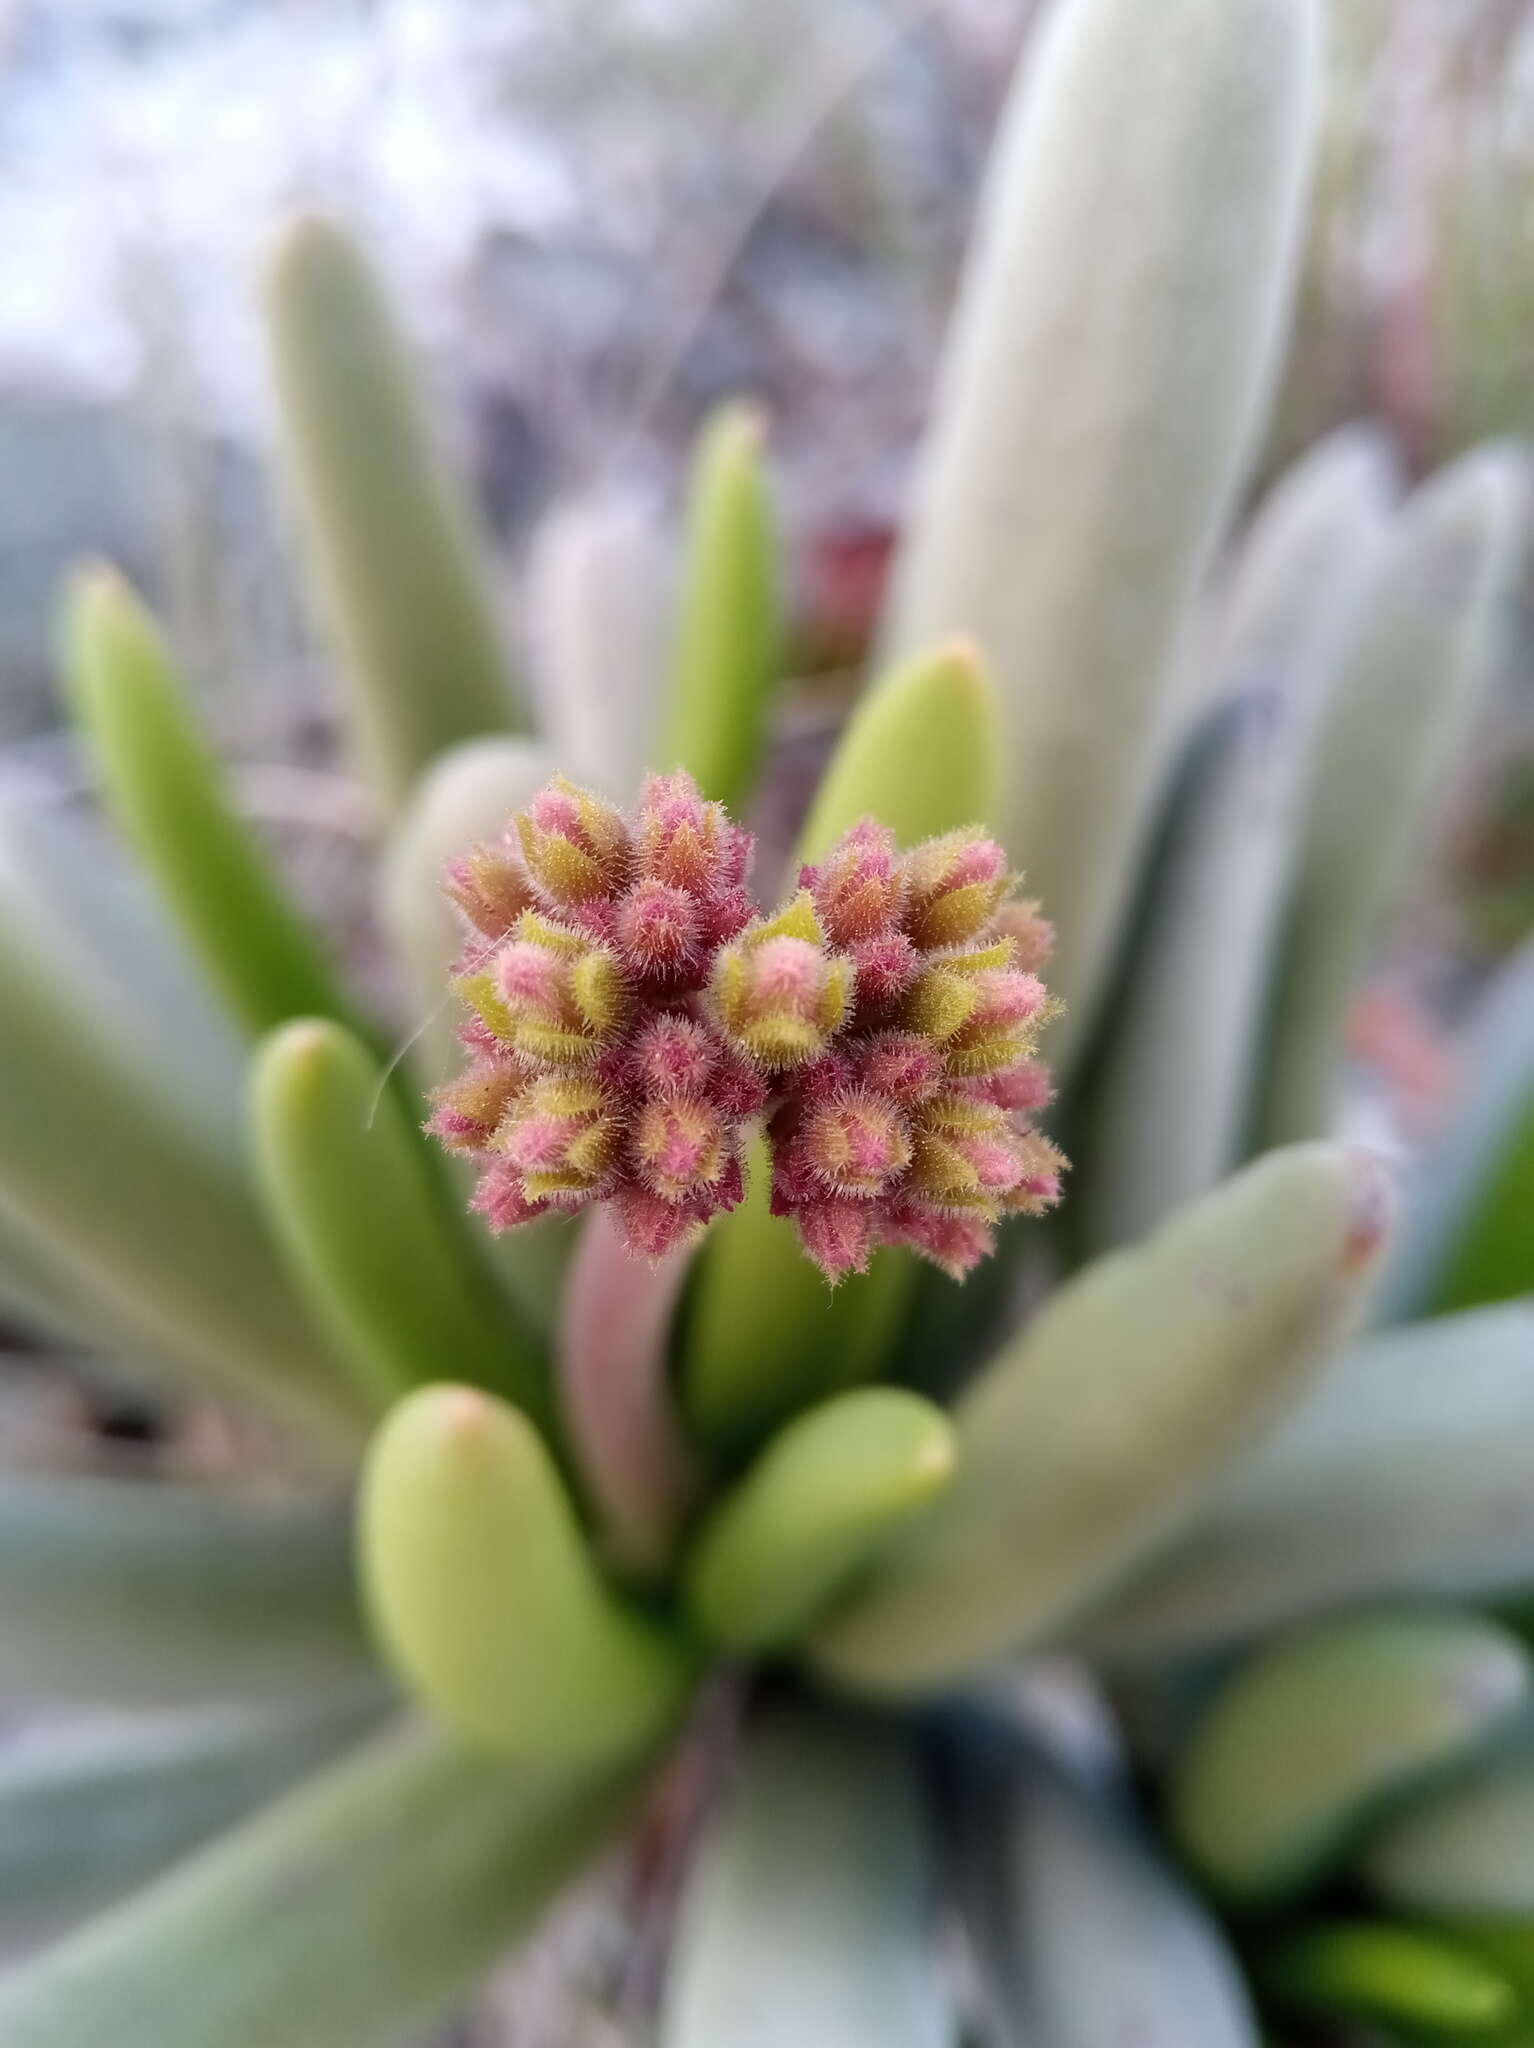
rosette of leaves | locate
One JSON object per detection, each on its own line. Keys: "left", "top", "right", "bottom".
{"left": 0, "top": 2, "right": 1531, "bottom": 2044}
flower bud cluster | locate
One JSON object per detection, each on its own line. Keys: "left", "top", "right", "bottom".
{"left": 430, "top": 773, "right": 1063, "bottom": 1278}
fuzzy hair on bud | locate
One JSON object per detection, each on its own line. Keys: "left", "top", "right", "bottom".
{"left": 432, "top": 779, "right": 1064, "bottom": 1277}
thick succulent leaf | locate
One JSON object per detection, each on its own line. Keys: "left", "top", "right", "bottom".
{"left": 1376, "top": 937, "right": 1534, "bottom": 1322}
{"left": 1209, "top": 426, "right": 1398, "bottom": 694}
{"left": 683, "top": 643, "right": 998, "bottom": 1455}
{"left": 1168, "top": 1609, "right": 1533, "bottom": 1908}
{"left": 940, "top": 1728, "right": 1260, "bottom": 2048}
{"left": 1254, "top": 446, "right": 1530, "bottom": 1146}
{"left": 0, "top": 883, "right": 363, "bottom": 1443}
{"left": 1079, "top": 431, "right": 1395, "bottom": 1250}
{"left": 684, "top": 1388, "right": 955, "bottom": 1654}
{"left": 796, "top": 639, "right": 1000, "bottom": 864}
{"left": 524, "top": 491, "right": 672, "bottom": 796}
{"left": 680, "top": 1135, "right": 914, "bottom": 1458}
{"left": 811, "top": 1144, "right": 1387, "bottom": 1695}
{"left": 0, "top": 1473, "right": 373, "bottom": 1708}
{"left": 264, "top": 216, "right": 526, "bottom": 807}
{"left": 661, "top": 402, "right": 779, "bottom": 810}
{"left": 0, "top": 1697, "right": 384, "bottom": 1951}
{"left": 0, "top": 790, "right": 244, "bottom": 1144}
{"left": 557, "top": 1207, "right": 700, "bottom": 1579}
{"left": 250, "top": 1019, "right": 549, "bottom": 1426}
{"left": 882, "top": 0, "right": 1320, "bottom": 1064}
{"left": 59, "top": 569, "right": 360, "bottom": 1041}
{"left": 377, "top": 733, "right": 575, "bottom": 1333}
{"left": 0, "top": 1717, "right": 641, "bottom": 2048}
{"left": 361, "top": 1384, "right": 695, "bottom": 1760}
{"left": 1254, "top": 1921, "right": 1517, "bottom": 2034}
{"left": 661, "top": 1698, "right": 953, "bottom": 2048}
{"left": 1359, "top": 1740, "right": 1534, "bottom": 1918}
{"left": 1076, "top": 1303, "right": 1534, "bottom": 1662}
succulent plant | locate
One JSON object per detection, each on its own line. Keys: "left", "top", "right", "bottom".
{"left": 0, "top": 1, "right": 1531, "bottom": 2044}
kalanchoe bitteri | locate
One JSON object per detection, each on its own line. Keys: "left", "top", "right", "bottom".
{"left": 430, "top": 773, "right": 1065, "bottom": 1279}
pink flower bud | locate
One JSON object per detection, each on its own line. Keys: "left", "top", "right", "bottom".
{"left": 847, "top": 931, "right": 920, "bottom": 1012}
{"left": 614, "top": 1186, "right": 706, "bottom": 1264}
{"left": 515, "top": 778, "right": 633, "bottom": 908}
{"left": 614, "top": 879, "right": 705, "bottom": 984}
{"left": 902, "top": 831, "right": 1010, "bottom": 951}
{"left": 635, "top": 771, "right": 750, "bottom": 897}
{"left": 425, "top": 1062, "right": 526, "bottom": 1153}
{"left": 629, "top": 1013, "right": 719, "bottom": 1098}
{"left": 795, "top": 1197, "right": 875, "bottom": 1282}
{"left": 801, "top": 819, "right": 905, "bottom": 946}
{"left": 982, "top": 1058, "right": 1054, "bottom": 1114}
{"left": 943, "top": 969, "right": 1051, "bottom": 1078}
{"left": 799, "top": 1089, "right": 912, "bottom": 1198}
{"left": 470, "top": 1160, "right": 553, "bottom": 1231}
{"left": 850, "top": 1032, "right": 945, "bottom": 1106}
{"left": 498, "top": 1074, "right": 622, "bottom": 1207}
{"left": 444, "top": 840, "right": 536, "bottom": 938}
{"left": 493, "top": 916, "right": 630, "bottom": 1066}
{"left": 633, "top": 1096, "right": 730, "bottom": 1202}
{"left": 711, "top": 896, "right": 851, "bottom": 1071}
{"left": 883, "top": 1204, "right": 996, "bottom": 1280}
{"left": 994, "top": 897, "right": 1055, "bottom": 974}
{"left": 909, "top": 1094, "right": 1042, "bottom": 1208}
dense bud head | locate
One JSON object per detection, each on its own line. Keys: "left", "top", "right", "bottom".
{"left": 902, "top": 830, "right": 1010, "bottom": 950}
{"left": 491, "top": 915, "right": 629, "bottom": 1066}
{"left": 802, "top": 819, "right": 905, "bottom": 946}
{"left": 444, "top": 840, "right": 536, "bottom": 938}
{"left": 711, "top": 895, "right": 851, "bottom": 1070}
{"left": 614, "top": 878, "right": 704, "bottom": 983}
{"left": 425, "top": 1062, "right": 526, "bottom": 1153}
{"left": 800, "top": 1090, "right": 913, "bottom": 1198}
{"left": 498, "top": 1074, "right": 622, "bottom": 1206}
{"left": 633, "top": 1096, "right": 730, "bottom": 1201}
{"left": 435, "top": 770, "right": 1065, "bottom": 1281}
{"left": 515, "top": 777, "right": 632, "bottom": 908}
{"left": 635, "top": 771, "right": 750, "bottom": 897}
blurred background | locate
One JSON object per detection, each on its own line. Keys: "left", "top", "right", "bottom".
{"left": 6, "top": 0, "right": 1533, "bottom": 749}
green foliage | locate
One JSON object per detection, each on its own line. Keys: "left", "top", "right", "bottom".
{"left": 683, "top": 1387, "right": 954, "bottom": 1653}
{"left": 60, "top": 567, "right": 358, "bottom": 1040}
{"left": 1168, "top": 1610, "right": 1533, "bottom": 1907}
{"left": 884, "top": 0, "right": 1322, "bottom": 1063}
{"left": 661, "top": 1700, "right": 951, "bottom": 2048}
{"left": 1254, "top": 446, "right": 1530, "bottom": 1145}
{"left": 811, "top": 1145, "right": 1386, "bottom": 1694}
{"left": 361, "top": 1385, "right": 695, "bottom": 1760}
{"left": 251, "top": 1018, "right": 549, "bottom": 1424}
{"left": 265, "top": 216, "right": 527, "bottom": 806}
{"left": 662, "top": 402, "right": 780, "bottom": 809}
{"left": 0, "top": 1720, "right": 641, "bottom": 2048}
